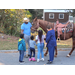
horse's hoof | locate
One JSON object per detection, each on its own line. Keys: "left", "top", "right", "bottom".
{"left": 54, "top": 55, "right": 57, "bottom": 57}
{"left": 66, "top": 54, "right": 70, "bottom": 57}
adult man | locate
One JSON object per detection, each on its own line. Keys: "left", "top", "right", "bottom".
{"left": 21, "top": 17, "right": 32, "bottom": 57}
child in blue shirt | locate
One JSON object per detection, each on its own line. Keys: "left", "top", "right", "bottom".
{"left": 18, "top": 34, "right": 26, "bottom": 63}
{"left": 29, "top": 35, "right": 36, "bottom": 61}
{"left": 46, "top": 25, "right": 57, "bottom": 64}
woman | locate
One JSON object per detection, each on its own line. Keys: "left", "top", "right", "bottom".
{"left": 35, "top": 30, "right": 46, "bottom": 62}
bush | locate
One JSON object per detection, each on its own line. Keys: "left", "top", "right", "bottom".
{"left": 0, "top": 9, "right": 32, "bottom": 36}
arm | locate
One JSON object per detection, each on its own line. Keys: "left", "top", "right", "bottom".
{"left": 35, "top": 40, "right": 37, "bottom": 42}
{"left": 21, "top": 25, "right": 24, "bottom": 34}
{"left": 22, "top": 41, "right": 26, "bottom": 51}
{"left": 21, "top": 29, "right": 24, "bottom": 34}
{"left": 30, "top": 22, "right": 32, "bottom": 28}
{"left": 46, "top": 32, "right": 51, "bottom": 43}
{"left": 34, "top": 41, "right": 37, "bottom": 46}
{"left": 35, "top": 36, "right": 38, "bottom": 43}
{"left": 44, "top": 35, "right": 46, "bottom": 40}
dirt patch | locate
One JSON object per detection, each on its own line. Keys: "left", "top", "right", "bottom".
{"left": 0, "top": 51, "right": 18, "bottom": 53}
{"left": 0, "top": 33, "right": 19, "bottom": 42}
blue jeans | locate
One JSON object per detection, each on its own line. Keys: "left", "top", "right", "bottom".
{"left": 19, "top": 50, "right": 24, "bottom": 61}
{"left": 30, "top": 47, "right": 35, "bottom": 58}
{"left": 37, "top": 43, "right": 44, "bottom": 59}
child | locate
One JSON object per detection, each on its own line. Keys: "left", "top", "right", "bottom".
{"left": 35, "top": 30, "right": 46, "bottom": 62}
{"left": 46, "top": 25, "right": 57, "bottom": 64}
{"left": 18, "top": 34, "right": 26, "bottom": 63}
{"left": 29, "top": 35, "right": 36, "bottom": 61}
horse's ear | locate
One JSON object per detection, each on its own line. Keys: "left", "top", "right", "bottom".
{"left": 35, "top": 17, "right": 37, "bottom": 21}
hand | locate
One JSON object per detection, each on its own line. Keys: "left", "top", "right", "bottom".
{"left": 45, "top": 43, "right": 47, "bottom": 47}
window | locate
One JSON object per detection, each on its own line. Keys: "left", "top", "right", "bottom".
{"left": 49, "top": 13, "right": 54, "bottom": 19}
{"left": 59, "top": 14, "right": 64, "bottom": 19}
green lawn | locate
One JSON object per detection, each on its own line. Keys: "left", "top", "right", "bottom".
{"left": 0, "top": 37, "right": 72, "bottom": 50}
{"left": 0, "top": 40, "right": 18, "bottom": 50}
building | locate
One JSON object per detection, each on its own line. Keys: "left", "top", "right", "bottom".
{"left": 43, "top": 9, "right": 73, "bottom": 23}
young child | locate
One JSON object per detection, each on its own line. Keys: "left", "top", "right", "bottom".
{"left": 18, "top": 34, "right": 26, "bottom": 63}
{"left": 46, "top": 25, "right": 57, "bottom": 64}
{"left": 29, "top": 35, "right": 36, "bottom": 61}
{"left": 35, "top": 30, "right": 46, "bottom": 62}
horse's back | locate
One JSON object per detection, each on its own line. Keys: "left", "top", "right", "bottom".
{"left": 40, "top": 19, "right": 54, "bottom": 29}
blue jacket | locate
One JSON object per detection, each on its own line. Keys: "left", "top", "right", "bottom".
{"left": 46, "top": 29, "right": 57, "bottom": 47}
{"left": 18, "top": 38, "right": 26, "bottom": 51}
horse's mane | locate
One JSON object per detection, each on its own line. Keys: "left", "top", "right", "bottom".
{"left": 38, "top": 19, "right": 54, "bottom": 29}
{"left": 38, "top": 19, "right": 53, "bottom": 24}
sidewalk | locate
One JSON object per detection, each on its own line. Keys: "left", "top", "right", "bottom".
{"left": 0, "top": 48, "right": 75, "bottom": 65}
{"left": 0, "top": 48, "right": 72, "bottom": 53}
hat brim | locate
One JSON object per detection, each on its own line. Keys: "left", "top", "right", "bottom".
{"left": 23, "top": 19, "right": 29, "bottom": 22}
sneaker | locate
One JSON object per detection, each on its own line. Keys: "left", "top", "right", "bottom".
{"left": 20, "top": 61, "right": 25, "bottom": 64}
{"left": 32, "top": 57, "right": 36, "bottom": 61}
{"left": 40, "top": 58, "right": 44, "bottom": 61}
{"left": 47, "top": 61, "right": 52, "bottom": 64}
{"left": 19, "top": 60, "right": 24, "bottom": 62}
{"left": 37, "top": 59, "right": 40, "bottom": 62}
{"left": 24, "top": 56, "right": 28, "bottom": 58}
{"left": 29, "top": 58, "right": 32, "bottom": 61}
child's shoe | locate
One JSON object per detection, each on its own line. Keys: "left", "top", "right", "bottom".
{"left": 37, "top": 59, "right": 40, "bottom": 62}
{"left": 29, "top": 58, "right": 32, "bottom": 61}
{"left": 40, "top": 58, "right": 44, "bottom": 61}
{"left": 32, "top": 57, "right": 36, "bottom": 61}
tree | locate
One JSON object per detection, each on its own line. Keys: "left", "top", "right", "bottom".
{"left": 0, "top": 9, "right": 32, "bottom": 36}
{"left": 72, "top": 9, "right": 75, "bottom": 17}
{"left": 29, "top": 9, "right": 43, "bottom": 20}
{"left": 66, "top": 9, "right": 75, "bottom": 17}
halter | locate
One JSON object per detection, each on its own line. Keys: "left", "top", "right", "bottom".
{"left": 37, "top": 19, "right": 40, "bottom": 28}
{"left": 31, "top": 20, "right": 39, "bottom": 32}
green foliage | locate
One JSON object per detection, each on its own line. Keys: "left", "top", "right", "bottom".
{"left": 0, "top": 9, "right": 32, "bottom": 36}
{"left": 29, "top": 9, "right": 43, "bottom": 20}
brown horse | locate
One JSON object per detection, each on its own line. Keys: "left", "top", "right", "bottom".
{"left": 31, "top": 17, "right": 75, "bottom": 57}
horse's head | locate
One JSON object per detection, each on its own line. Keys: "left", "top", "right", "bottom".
{"left": 31, "top": 17, "right": 39, "bottom": 33}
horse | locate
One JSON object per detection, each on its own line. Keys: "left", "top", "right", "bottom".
{"left": 31, "top": 17, "right": 75, "bottom": 57}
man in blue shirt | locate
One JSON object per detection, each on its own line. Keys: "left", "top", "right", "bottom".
{"left": 21, "top": 17, "right": 32, "bottom": 57}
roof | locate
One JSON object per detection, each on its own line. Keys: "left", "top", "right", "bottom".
{"left": 44, "top": 9, "right": 72, "bottom": 13}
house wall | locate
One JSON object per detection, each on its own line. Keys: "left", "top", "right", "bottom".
{"left": 45, "top": 12, "right": 69, "bottom": 23}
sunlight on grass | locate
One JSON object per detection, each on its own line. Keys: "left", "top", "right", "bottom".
{"left": 0, "top": 31, "right": 72, "bottom": 50}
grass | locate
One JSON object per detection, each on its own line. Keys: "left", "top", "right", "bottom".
{"left": 0, "top": 31, "right": 72, "bottom": 50}
{"left": 0, "top": 41, "right": 18, "bottom": 50}
{"left": 0, "top": 38, "right": 72, "bottom": 50}
{"left": 57, "top": 38, "right": 72, "bottom": 48}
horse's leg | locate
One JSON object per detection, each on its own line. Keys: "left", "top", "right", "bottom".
{"left": 54, "top": 46, "right": 58, "bottom": 57}
{"left": 44, "top": 48, "right": 48, "bottom": 56}
{"left": 66, "top": 47, "right": 74, "bottom": 57}
{"left": 66, "top": 40, "right": 75, "bottom": 57}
